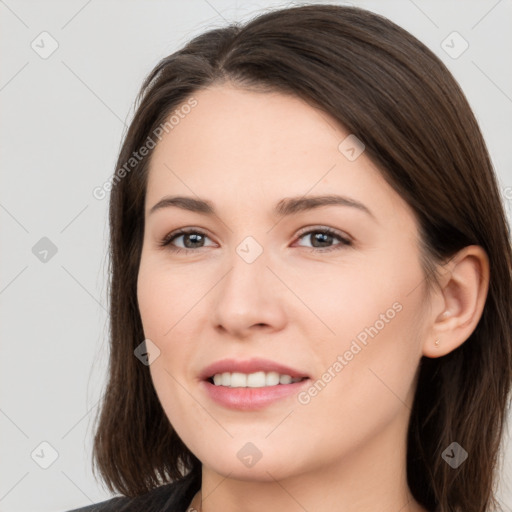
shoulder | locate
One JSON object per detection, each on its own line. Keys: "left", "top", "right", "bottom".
{"left": 65, "top": 473, "right": 201, "bottom": 512}
{"left": 64, "top": 495, "right": 125, "bottom": 512}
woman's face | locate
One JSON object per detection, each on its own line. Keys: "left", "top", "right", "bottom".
{"left": 137, "top": 84, "right": 431, "bottom": 482}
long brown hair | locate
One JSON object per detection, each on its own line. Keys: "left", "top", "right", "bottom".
{"left": 92, "top": 5, "right": 512, "bottom": 511}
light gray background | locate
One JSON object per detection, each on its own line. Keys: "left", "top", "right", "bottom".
{"left": 1, "top": 1, "right": 511, "bottom": 511}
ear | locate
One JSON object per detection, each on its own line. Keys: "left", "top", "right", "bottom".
{"left": 422, "top": 245, "right": 490, "bottom": 358}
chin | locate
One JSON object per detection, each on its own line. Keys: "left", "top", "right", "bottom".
{"left": 212, "top": 437, "right": 313, "bottom": 475}
{"left": 202, "top": 456, "right": 300, "bottom": 482}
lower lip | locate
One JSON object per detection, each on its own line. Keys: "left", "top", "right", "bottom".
{"left": 201, "top": 379, "right": 311, "bottom": 410}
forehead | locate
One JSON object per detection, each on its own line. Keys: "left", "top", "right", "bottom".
{"left": 151, "top": 84, "right": 341, "bottom": 167}
{"left": 145, "top": 84, "right": 411, "bottom": 225}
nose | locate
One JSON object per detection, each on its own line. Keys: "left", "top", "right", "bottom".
{"left": 211, "top": 246, "right": 288, "bottom": 339}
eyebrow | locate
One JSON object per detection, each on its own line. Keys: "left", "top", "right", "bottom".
{"left": 148, "top": 194, "right": 375, "bottom": 220}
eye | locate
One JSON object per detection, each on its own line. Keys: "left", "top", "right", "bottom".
{"left": 158, "top": 226, "right": 352, "bottom": 254}
{"left": 158, "top": 228, "right": 215, "bottom": 253}
{"left": 294, "top": 227, "right": 352, "bottom": 252}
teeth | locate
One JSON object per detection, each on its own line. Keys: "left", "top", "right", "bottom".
{"left": 266, "top": 371, "right": 280, "bottom": 386}
{"left": 211, "top": 371, "right": 304, "bottom": 388}
{"left": 247, "top": 371, "right": 265, "bottom": 387}
{"left": 231, "top": 372, "right": 247, "bottom": 387}
{"left": 279, "top": 374, "right": 292, "bottom": 385}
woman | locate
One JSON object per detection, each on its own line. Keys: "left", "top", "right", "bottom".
{"left": 68, "top": 4, "right": 512, "bottom": 512}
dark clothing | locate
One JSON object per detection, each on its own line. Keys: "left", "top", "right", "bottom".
{"left": 66, "top": 472, "right": 201, "bottom": 512}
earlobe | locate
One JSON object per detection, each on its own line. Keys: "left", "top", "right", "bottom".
{"left": 422, "top": 245, "right": 490, "bottom": 359}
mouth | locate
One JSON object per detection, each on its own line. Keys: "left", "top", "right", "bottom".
{"left": 207, "top": 371, "right": 307, "bottom": 387}
{"left": 199, "top": 358, "right": 311, "bottom": 410}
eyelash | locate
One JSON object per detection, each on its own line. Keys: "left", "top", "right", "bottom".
{"left": 158, "top": 226, "right": 352, "bottom": 254}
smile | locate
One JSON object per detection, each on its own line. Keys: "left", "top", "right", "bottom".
{"left": 199, "top": 358, "right": 311, "bottom": 410}
{"left": 210, "top": 371, "right": 306, "bottom": 388}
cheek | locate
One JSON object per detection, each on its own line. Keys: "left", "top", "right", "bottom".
{"left": 305, "top": 251, "right": 425, "bottom": 412}
{"left": 299, "top": 255, "right": 417, "bottom": 349}
{"left": 137, "top": 255, "right": 203, "bottom": 400}
{"left": 137, "top": 255, "right": 196, "bottom": 339}
{"left": 291, "top": 303, "right": 423, "bottom": 466}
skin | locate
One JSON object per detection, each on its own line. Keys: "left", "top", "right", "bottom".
{"left": 137, "top": 83, "right": 489, "bottom": 512}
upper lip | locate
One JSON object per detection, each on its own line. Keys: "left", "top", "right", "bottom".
{"left": 199, "top": 358, "right": 311, "bottom": 381}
